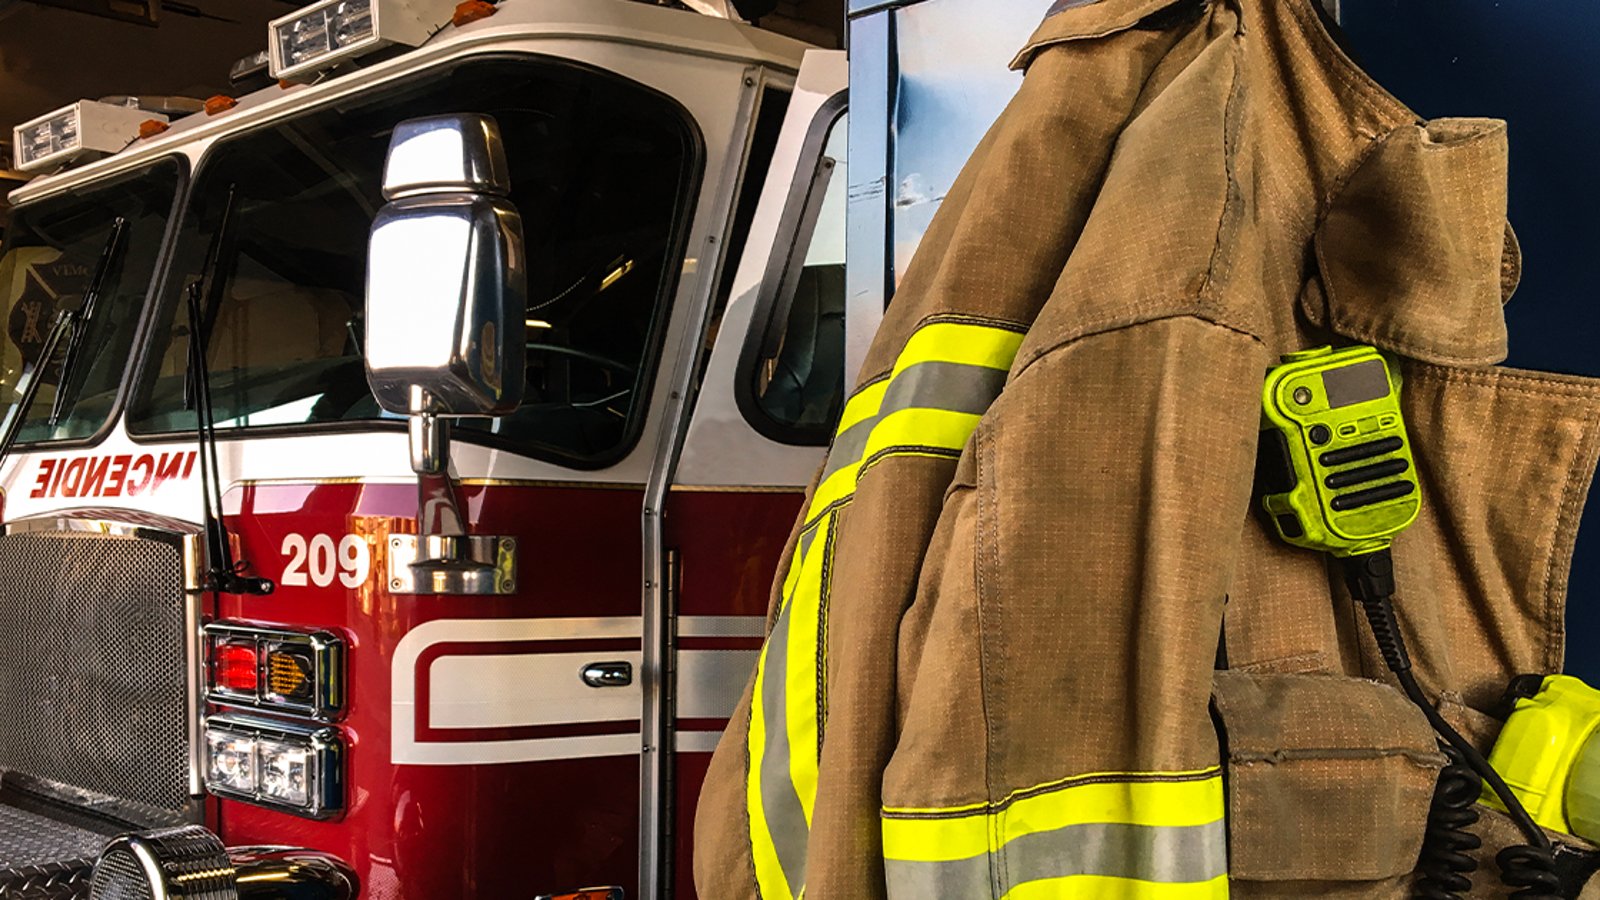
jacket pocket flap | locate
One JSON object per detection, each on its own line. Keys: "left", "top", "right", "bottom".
{"left": 1214, "top": 672, "right": 1447, "bottom": 884}
{"left": 1306, "top": 118, "right": 1516, "bottom": 366}
{"left": 1011, "top": 0, "right": 1203, "bottom": 70}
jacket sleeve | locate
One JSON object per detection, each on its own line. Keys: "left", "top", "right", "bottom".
{"left": 695, "top": 2, "right": 1225, "bottom": 898}
{"left": 880, "top": 315, "right": 1268, "bottom": 899}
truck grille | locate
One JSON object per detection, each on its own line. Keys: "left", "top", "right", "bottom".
{"left": 0, "top": 530, "right": 191, "bottom": 819}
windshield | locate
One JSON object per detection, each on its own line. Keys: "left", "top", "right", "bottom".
{"left": 0, "top": 160, "right": 179, "bottom": 444}
{"left": 128, "top": 57, "right": 698, "bottom": 467}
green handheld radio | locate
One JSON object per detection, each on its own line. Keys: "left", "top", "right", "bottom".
{"left": 1257, "top": 345, "right": 1420, "bottom": 558}
{"left": 1256, "top": 344, "right": 1562, "bottom": 898}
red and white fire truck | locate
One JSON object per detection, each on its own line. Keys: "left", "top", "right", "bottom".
{"left": 0, "top": 1, "right": 860, "bottom": 895}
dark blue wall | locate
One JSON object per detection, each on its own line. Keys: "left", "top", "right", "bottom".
{"left": 1341, "top": 1, "right": 1599, "bottom": 681}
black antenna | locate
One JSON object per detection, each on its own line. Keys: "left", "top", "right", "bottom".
{"left": 184, "top": 185, "right": 272, "bottom": 596}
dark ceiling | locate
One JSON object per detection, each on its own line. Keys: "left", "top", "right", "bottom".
{"left": 0, "top": 0, "right": 840, "bottom": 203}
{"left": 0, "top": 0, "right": 295, "bottom": 154}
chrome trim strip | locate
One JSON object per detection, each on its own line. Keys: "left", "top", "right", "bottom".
{"left": 638, "top": 63, "right": 770, "bottom": 900}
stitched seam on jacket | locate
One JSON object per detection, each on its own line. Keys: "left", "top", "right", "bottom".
{"left": 1546, "top": 400, "right": 1600, "bottom": 672}
{"left": 1011, "top": 0, "right": 1193, "bottom": 71}
{"left": 1407, "top": 363, "right": 1600, "bottom": 396}
{"left": 1011, "top": 309, "right": 1260, "bottom": 384}
{"left": 1229, "top": 748, "right": 1448, "bottom": 768}
{"left": 1408, "top": 362, "right": 1600, "bottom": 672}
{"left": 975, "top": 424, "right": 1003, "bottom": 898}
{"left": 1196, "top": 12, "right": 1245, "bottom": 311}
{"left": 880, "top": 767, "right": 1225, "bottom": 820}
{"left": 814, "top": 514, "right": 838, "bottom": 750}
{"left": 741, "top": 697, "right": 766, "bottom": 900}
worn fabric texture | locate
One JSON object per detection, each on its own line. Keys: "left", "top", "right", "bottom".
{"left": 694, "top": 0, "right": 1600, "bottom": 897}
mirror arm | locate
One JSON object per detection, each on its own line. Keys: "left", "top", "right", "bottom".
{"left": 411, "top": 418, "right": 469, "bottom": 539}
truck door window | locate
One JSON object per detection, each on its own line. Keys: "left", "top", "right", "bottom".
{"left": 127, "top": 57, "right": 700, "bottom": 468}
{"left": 0, "top": 159, "right": 179, "bottom": 445}
{"left": 736, "top": 98, "right": 847, "bottom": 445}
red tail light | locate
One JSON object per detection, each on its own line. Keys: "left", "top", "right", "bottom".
{"left": 213, "top": 641, "right": 259, "bottom": 693}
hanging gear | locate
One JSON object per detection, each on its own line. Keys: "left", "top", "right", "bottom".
{"left": 694, "top": 0, "right": 1600, "bottom": 896}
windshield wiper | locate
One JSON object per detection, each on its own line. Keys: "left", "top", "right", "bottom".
{"left": 186, "top": 186, "right": 273, "bottom": 596}
{"left": 0, "top": 312, "right": 72, "bottom": 472}
{"left": 49, "top": 216, "right": 129, "bottom": 427}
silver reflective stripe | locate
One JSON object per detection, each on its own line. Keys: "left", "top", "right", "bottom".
{"left": 820, "top": 415, "right": 877, "bottom": 482}
{"left": 819, "top": 359, "right": 1009, "bottom": 485}
{"left": 883, "top": 820, "right": 1227, "bottom": 898}
{"left": 797, "top": 519, "right": 822, "bottom": 563}
{"left": 758, "top": 599, "right": 810, "bottom": 893}
{"left": 878, "top": 360, "right": 1009, "bottom": 423}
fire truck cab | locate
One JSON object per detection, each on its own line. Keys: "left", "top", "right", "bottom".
{"left": 0, "top": 1, "right": 857, "bottom": 896}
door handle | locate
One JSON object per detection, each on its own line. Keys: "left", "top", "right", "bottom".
{"left": 581, "top": 661, "right": 633, "bottom": 688}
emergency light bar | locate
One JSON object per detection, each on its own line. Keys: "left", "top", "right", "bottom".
{"left": 12, "top": 100, "right": 163, "bottom": 174}
{"left": 269, "top": 0, "right": 456, "bottom": 82}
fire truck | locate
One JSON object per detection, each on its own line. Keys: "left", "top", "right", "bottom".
{"left": 0, "top": 0, "right": 858, "bottom": 895}
{"left": 0, "top": 0, "right": 1052, "bottom": 891}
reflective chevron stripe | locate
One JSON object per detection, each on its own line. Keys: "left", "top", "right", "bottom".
{"left": 806, "top": 318, "right": 1024, "bottom": 525}
{"left": 882, "top": 770, "right": 1229, "bottom": 899}
{"left": 746, "top": 317, "right": 1026, "bottom": 900}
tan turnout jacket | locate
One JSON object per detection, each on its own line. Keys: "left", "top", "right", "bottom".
{"left": 696, "top": 0, "right": 1600, "bottom": 896}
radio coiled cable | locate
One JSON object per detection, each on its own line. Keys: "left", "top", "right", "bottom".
{"left": 1415, "top": 745, "right": 1482, "bottom": 899}
{"left": 1343, "top": 550, "right": 1560, "bottom": 900}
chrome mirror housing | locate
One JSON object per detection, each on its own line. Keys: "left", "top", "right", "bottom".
{"left": 363, "top": 114, "right": 523, "bottom": 597}
{"left": 365, "top": 113, "right": 526, "bottom": 425}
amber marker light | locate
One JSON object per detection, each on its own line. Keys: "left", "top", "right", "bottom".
{"left": 204, "top": 623, "right": 344, "bottom": 720}
{"left": 138, "top": 119, "right": 170, "bottom": 139}
{"left": 452, "top": 0, "right": 496, "bottom": 26}
{"left": 204, "top": 95, "right": 238, "bottom": 115}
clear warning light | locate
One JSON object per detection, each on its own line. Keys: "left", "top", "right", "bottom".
{"left": 269, "top": 0, "right": 454, "bottom": 82}
{"left": 13, "top": 100, "right": 162, "bottom": 174}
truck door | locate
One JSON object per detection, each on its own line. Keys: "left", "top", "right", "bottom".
{"left": 666, "top": 48, "right": 851, "bottom": 900}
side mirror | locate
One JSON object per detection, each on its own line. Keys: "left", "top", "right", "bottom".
{"left": 364, "top": 114, "right": 524, "bottom": 595}
{"left": 366, "top": 113, "right": 527, "bottom": 443}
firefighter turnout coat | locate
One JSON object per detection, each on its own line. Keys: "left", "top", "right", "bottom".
{"left": 696, "top": 0, "right": 1600, "bottom": 896}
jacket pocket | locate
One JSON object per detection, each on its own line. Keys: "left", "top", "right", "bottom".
{"left": 1213, "top": 671, "right": 1447, "bottom": 897}
{"left": 1010, "top": 0, "right": 1209, "bottom": 70}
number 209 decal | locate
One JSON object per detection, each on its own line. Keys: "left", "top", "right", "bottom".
{"left": 281, "top": 533, "right": 372, "bottom": 588}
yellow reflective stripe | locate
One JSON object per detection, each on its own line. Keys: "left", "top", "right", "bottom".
{"left": 1000, "top": 874, "right": 1230, "bottom": 900}
{"left": 880, "top": 773, "right": 1229, "bottom": 898}
{"left": 745, "top": 643, "right": 792, "bottom": 900}
{"left": 882, "top": 773, "right": 1226, "bottom": 862}
{"left": 808, "top": 460, "right": 863, "bottom": 520}
{"left": 837, "top": 378, "right": 890, "bottom": 434}
{"left": 785, "top": 513, "right": 830, "bottom": 824}
{"left": 893, "top": 321, "right": 1025, "bottom": 376}
{"left": 862, "top": 408, "right": 984, "bottom": 461}
{"left": 1006, "top": 774, "right": 1226, "bottom": 834}
{"left": 745, "top": 317, "right": 1028, "bottom": 896}
{"left": 882, "top": 809, "right": 991, "bottom": 863}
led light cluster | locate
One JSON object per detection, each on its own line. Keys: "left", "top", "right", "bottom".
{"left": 12, "top": 100, "right": 165, "bottom": 174}
{"left": 268, "top": 0, "right": 456, "bottom": 82}
{"left": 205, "top": 623, "right": 343, "bottom": 720}
{"left": 204, "top": 623, "right": 345, "bottom": 819}
{"left": 205, "top": 715, "right": 343, "bottom": 818}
